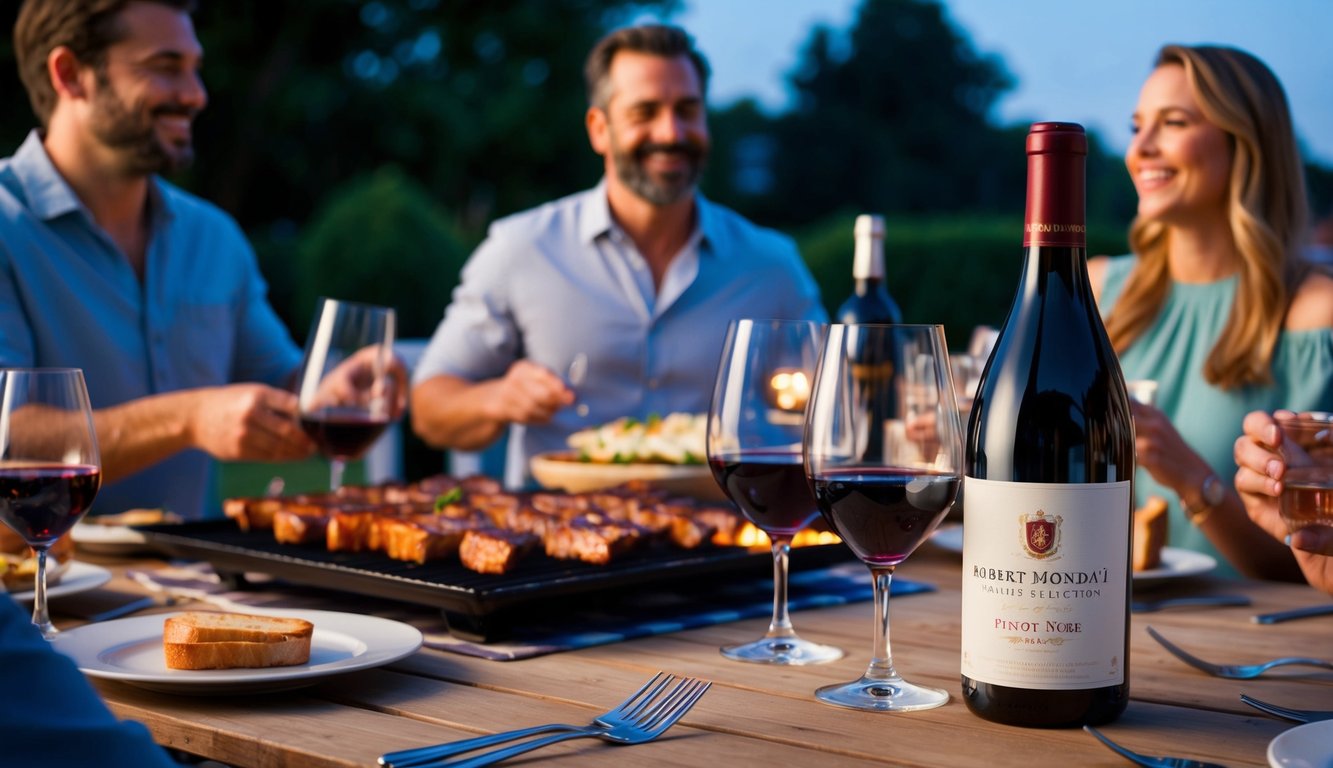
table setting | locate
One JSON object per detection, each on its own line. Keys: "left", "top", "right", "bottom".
{"left": 4, "top": 319, "right": 1330, "bottom": 768}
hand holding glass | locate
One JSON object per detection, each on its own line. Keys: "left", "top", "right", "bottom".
{"left": 1276, "top": 412, "right": 1333, "bottom": 534}
{"left": 297, "top": 299, "right": 398, "bottom": 490}
{"left": 706, "top": 318, "right": 842, "bottom": 665}
{"left": 0, "top": 369, "right": 101, "bottom": 639}
{"left": 804, "top": 324, "right": 962, "bottom": 711}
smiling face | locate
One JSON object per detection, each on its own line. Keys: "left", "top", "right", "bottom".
{"left": 1125, "top": 63, "right": 1233, "bottom": 227}
{"left": 84, "top": 1, "right": 206, "bottom": 175}
{"left": 587, "top": 51, "right": 709, "bottom": 206}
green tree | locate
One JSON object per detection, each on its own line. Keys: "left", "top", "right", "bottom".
{"left": 292, "top": 166, "right": 472, "bottom": 339}
{"left": 762, "top": 0, "right": 1016, "bottom": 224}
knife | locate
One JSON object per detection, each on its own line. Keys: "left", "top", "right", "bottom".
{"left": 1250, "top": 603, "right": 1333, "bottom": 624}
{"left": 1131, "top": 594, "right": 1251, "bottom": 613}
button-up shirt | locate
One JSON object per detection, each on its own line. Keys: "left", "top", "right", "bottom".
{"left": 0, "top": 131, "right": 301, "bottom": 519}
{"left": 414, "top": 181, "right": 826, "bottom": 487}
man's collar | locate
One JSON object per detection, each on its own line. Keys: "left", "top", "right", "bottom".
{"left": 578, "top": 177, "right": 715, "bottom": 252}
{"left": 11, "top": 129, "right": 173, "bottom": 226}
{"left": 12, "top": 130, "right": 83, "bottom": 221}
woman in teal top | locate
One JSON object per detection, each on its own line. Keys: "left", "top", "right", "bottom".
{"left": 1089, "top": 44, "right": 1333, "bottom": 580}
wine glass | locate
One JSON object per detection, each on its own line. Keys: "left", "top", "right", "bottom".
{"left": 296, "top": 298, "right": 397, "bottom": 490}
{"left": 804, "top": 324, "right": 963, "bottom": 710}
{"left": 706, "top": 318, "right": 843, "bottom": 665}
{"left": 0, "top": 369, "right": 101, "bottom": 640}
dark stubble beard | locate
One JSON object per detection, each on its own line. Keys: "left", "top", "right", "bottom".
{"left": 609, "top": 128, "right": 707, "bottom": 206}
{"left": 89, "top": 69, "right": 197, "bottom": 175}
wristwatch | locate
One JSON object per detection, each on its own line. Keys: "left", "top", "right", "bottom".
{"left": 1181, "top": 473, "right": 1225, "bottom": 526}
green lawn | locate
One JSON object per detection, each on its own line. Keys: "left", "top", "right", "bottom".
{"left": 217, "top": 458, "right": 369, "bottom": 500}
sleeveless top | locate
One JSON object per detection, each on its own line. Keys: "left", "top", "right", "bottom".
{"left": 1100, "top": 255, "right": 1333, "bottom": 578}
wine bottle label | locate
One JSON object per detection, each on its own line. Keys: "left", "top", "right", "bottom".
{"left": 960, "top": 476, "right": 1130, "bottom": 690}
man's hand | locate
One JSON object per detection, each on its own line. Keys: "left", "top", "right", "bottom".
{"left": 191, "top": 384, "right": 314, "bottom": 462}
{"left": 305, "top": 346, "right": 409, "bottom": 421}
{"left": 487, "top": 359, "right": 574, "bottom": 426}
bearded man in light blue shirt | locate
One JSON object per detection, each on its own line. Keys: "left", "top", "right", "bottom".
{"left": 0, "top": 0, "right": 314, "bottom": 519}
{"left": 411, "top": 25, "right": 826, "bottom": 487}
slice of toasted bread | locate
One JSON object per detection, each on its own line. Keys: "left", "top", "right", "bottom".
{"left": 163, "top": 612, "right": 313, "bottom": 670}
{"left": 163, "top": 637, "right": 312, "bottom": 670}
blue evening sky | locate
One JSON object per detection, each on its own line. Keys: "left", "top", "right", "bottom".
{"left": 658, "top": 0, "right": 1333, "bottom": 166}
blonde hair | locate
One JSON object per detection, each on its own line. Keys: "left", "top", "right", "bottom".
{"left": 1105, "top": 44, "right": 1310, "bottom": 389}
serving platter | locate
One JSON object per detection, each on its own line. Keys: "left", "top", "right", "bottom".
{"left": 529, "top": 452, "right": 726, "bottom": 501}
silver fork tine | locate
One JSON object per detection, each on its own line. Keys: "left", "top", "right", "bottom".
{"left": 619, "top": 673, "right": 676, "bottom": 720}
{"left": 633, "top": 677, "right": 693, "bottom": 726}
{"left": 1241, "top": 693, "right": 1310, "bottom": 723}
{"left": 645, "top": 680, "right": 710, "bottom": 737}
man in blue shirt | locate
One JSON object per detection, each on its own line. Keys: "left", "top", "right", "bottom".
{"left": 0, "top": 0, "right": 314, "bottom": 519}
{"left": 411, "top": 25, "right": 826, "bottom": 487}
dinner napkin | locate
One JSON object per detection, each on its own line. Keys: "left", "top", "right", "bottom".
{"left": 127, "top": 561, "right": 931, "bottom": 661}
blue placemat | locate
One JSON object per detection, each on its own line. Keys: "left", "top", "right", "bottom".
{"left": 128, "top": 561, "right": 932, "bottom": 661}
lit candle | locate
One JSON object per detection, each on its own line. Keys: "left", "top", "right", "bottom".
{"left": 769, "top": 369, "right": 810, "bottom": 412}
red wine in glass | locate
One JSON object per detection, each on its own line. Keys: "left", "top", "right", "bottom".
{"left": 0, "top": 368, "right": 101, "bottom": 640}
{"left": 812, "top": 467, "right": 959, "bottom": 567}
{"left": 707, "top": 318, "right": 843, "bottom": 666}
{"left": 0, "top": 464, "right": 101, "bottom": 545}
{"left": 804, "top": 323, "right": 962, "bottom": 711}
{"left": 300, "top": 408, "right": 391, "bottom": 461}
{"left": 709, "top": 451, "right": 820, "bottom": 537}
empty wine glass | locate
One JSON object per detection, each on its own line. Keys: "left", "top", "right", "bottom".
{"left": 0, "top": 369, "right": 101, "bottom": 639}
{"left": 804, "top": 324, "right": 963, "bottom": 710}
{"left": 706, "top": 318, "right": 843, "bottom": 665}
{"left": 296, "top": 299, "right": 398, "bottom": 490}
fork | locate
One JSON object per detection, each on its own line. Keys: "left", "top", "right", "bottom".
{"left": 1146, "top": 625, "right": 1333, "bottom": 679}
{"left": 567, "top": 353, "right": 589, "bottom": 417}
{"left": 1240, "top": 693, "right": 1333, "bottom": 723}
{"left": 1084, "top": 726, "right": 1226, "bottom": 768}
{"left": 379, "top": 673, "right": 707, "bottom": 768}
{"left": 431, "top": 677, "right": 709, "bottom": 768}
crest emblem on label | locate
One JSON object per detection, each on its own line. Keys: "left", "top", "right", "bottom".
{"left": 1020, "top": 509, "right": 1061, "bottom": 559}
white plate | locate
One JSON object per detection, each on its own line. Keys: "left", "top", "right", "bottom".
{"left": 529, "top": 452, "right": 726, "bottom": 501}
{"left": 52, "top": 608, "right": 423, "bottom": 695}
{"left": 928, "top": 525, "right": 1217, "bottom": 583}
{"left": 7, "top": 561, "right": 112, "bottom": 603}
{"left": 1268, "top": 719, "right": 1333, "bottom": 768}
{"left": 70, "top": 522, "right": 151, "bottom": 554}
{"left": 1133, "top": 548, "right": 1217, "bottom": 582}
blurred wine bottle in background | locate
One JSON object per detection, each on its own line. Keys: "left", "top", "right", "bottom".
{"left": 837, "top": 214, "right": 902, "bottom": 325}
{"left": 960, "top": 122, "right": 1134, "bottom": 728}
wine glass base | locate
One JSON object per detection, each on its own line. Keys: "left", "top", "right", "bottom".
{"left": 721, "top": 636, "right": 843, "bottom": 665}
{"left": 815, "top": 674, "right": 949, "bottom": 712}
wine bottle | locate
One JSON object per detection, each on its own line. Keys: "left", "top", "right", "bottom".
{"left": 960, "top": 122, "right": 1134, "bottom": 728}
{"left": 837, "top": 214, "right": 902, "bottom": 324}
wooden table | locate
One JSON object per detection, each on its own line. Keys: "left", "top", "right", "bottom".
{"left": 71, "top": 544, "right": 1332, "bottom": 768}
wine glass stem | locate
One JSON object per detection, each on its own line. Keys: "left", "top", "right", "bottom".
{"left": 865, "top": 566, "right": 900, "bottom": 681}
{"left": 763, "top": 535, "right": 797, "bottom": 639}
{"left": 330, "top": 459, "right": 346, "bottom": 491}
{"left": 31, "top": 547, "right": 56, "bottom": 640}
